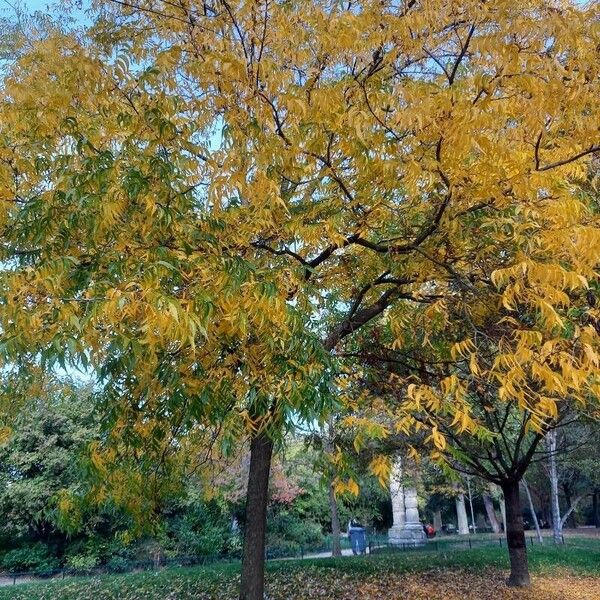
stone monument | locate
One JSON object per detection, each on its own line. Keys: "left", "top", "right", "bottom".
{"left": 388, "top": 456, "right": 426, "bottom": 546}
{"left": 387, "top": 456, "right": 405, "bottom": 541}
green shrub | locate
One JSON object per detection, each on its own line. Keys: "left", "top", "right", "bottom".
{"left": 1, "top": 543, "right": 59, "bottom": 574}
{"left": 267, "top": 510, "right": 325, "bottom": 552}
{"left": 65, "top": 553, "right": 99, "bottom": 572}
{"left": 224, "top": 534, "right": 243, "bottom": 557}
{"left": 266, "top": 540, "right": 301, "bottom": 559}
{"left": 63, "top": 538, "right": 104, "bottom": 570}
{"left": 105, "top": 555, "right": 131, "bottom": 573}
{"left": 64, "top": 535, "right": 136, "bottom": 566}
{"left": 165, "top": 502, "right": 235, "bottom": 557}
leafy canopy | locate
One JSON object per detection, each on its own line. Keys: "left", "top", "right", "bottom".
{"left": 0, "top": 0, "right": 599, "bottom": 500}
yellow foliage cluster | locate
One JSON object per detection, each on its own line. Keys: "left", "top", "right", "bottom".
{"left": 0, "top": 0, "right": 598, "bottom": 496}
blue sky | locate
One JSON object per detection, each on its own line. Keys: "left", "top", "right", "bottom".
{"left": 14, "top": 0, "right": 58, "bottom": 12}
{"left": 23, "top": 0, "right": 51, "bottom": 8}
{"left": 16, "top": 0, "right": 590, "bottom": 12}
{"left": 5, "top": 0, "right": 89, "bottom": 19}
{"left": 12, "top": 0, "right": 591, "bottom": 22}
{"left": 1, "top": 0, "right": 92, "bottom": 29}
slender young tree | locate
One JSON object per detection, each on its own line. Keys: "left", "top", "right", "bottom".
{"left": 522, "top": 478, "right": 543, "bottom": 544}
{"left": 546, "top": 430, "right": 563, "bottom": 544}
{"left": 338, "top": 256, "right": 600, "bottom": 586}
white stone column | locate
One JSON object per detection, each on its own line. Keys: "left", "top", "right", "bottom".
{"left": 388, "top": 456, "right": 425, "bottom": 546}
{"left": 404, "top": 487, "right": 421, "bottom": 526}
{"left": 389, "top": 456, "right": 405, "bottom": 530}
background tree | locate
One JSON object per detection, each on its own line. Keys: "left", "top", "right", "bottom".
{"left": 0, "top": 383, "right": 96, "bottom": 552}
{"left": 338, "top": 233, "right": 600, "bottom": 587}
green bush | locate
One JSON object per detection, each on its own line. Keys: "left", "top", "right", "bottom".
{"left": 60, "top": 534, "right": 137, "bottom": 572}
{"left": 65, "top": 553, "right": 99, "bottom": 572}
{"left": 266, "top": 540, "right": 301, "bottom": 559}
{"left": 63, "top": 538, "right": 106, "bottom": 568}
{"left": 105, "top": 555, "right": 131, "bottom": 573}
{"left": 1, "top": 543, "right": 60, "bottom": 574}
{"left": 224, "top": 533, "right": 243, "bottom": 557}
{"left": 165, "top": 502, "right": 235, "bottom": 557}
{"left": 267, "top": 510, "right": 325, "bottom": 553}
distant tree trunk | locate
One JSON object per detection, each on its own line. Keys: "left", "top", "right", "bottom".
{"left": 547, "top": 430, "right": 562, "bottom": 544}
{"left": 500, "top": 491, "right": 507, "bottom": 533}
{"left": 560, "top": 495, "right": 583, "bottom": 529}
{"left": 240, "top": 431, "right": 274, "bottom": 600}
{"left": 562, "top": 485, "right": 576, "bottom": 528}
{"left": 542, "top": 504, "right": 551, "bottom": 528}
{"left": 324, "top": 416, "right": 342, "bottom": 557}
{"left": 433, "top": 509, "right": 442, "bottom": 532}
{"left": 522, "top": 479, "right": 543, "bottom": 544}
{"left": 483, "top": 494, "right": 501, "bottom": 534}
{"left": 328, "top": 480, "right": 342, "bottom": 557}
{"left": 455, "top": 493, "right": 469, "bottom": 534}
{"left": 593, "top": 489, "right": 600, "bottom": 528}
{"left": 466, "top": 477, "right": 477, "bottom": 534}
{"left": 502, "top": 480, "right": 530, "bottom": 587}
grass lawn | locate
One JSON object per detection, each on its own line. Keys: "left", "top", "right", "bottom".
{"left": 1, "top": 539, "right": 598, "bottom": 600}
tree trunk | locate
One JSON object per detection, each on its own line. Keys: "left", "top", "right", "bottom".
{"left": 502, "top": 480, "right": 530, "bottom": 587}
{"left": 500, "top": 491, "right": 507, "bottom": 533}
{"left": 324, "top": 416, "right": 342, "bottom": 557}
{"left": 466, "top": 477, "right": 477, "bottom": 534}
{"left": 240, "top": 431, "right": 274, "bottom": 600}
{"left": 593, "top": 489, "right": 600, "bottom": 528}
{"left": 483, "top": 494, "right": 502, "bottom": 534}
{"left": 522, "top": 478, "right": 543, "bottom": 544}
{"left": 328, "top": 480, "right": 342, "bottom": 557}
{"left": 433, "top": 509, "right": 442, "bottom": 532}
{"left": 562, "top": 485, "right": 576, "bottom": 528}
{"left": 547, "top": 430, "right": 562, "bottom": 544}
{"left": 455, "top": 493, "right": 469, "bottom": 534}
{"left": 561, "top": 495, "right": 583, "bottom": 529}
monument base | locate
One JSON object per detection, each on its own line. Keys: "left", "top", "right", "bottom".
{"left": 388, "top": 524, "right": 426, "bottom": 547}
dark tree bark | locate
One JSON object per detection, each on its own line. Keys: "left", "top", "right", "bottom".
{"left": 542, "top": 505, "right": 551, "bottom": 528}
{"left": 328, "top": 480, "right": 342, "bottom": 556}
{"left": 502, "top": 480, "right": 530, "bottom": 587}
{"left": 240, "top": 431, "right": 274, "bottom": 600}
{"left": 593, "top": 489, "right": 600, "bottom": 528}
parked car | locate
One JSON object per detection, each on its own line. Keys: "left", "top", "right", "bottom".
{"left": 442, "top": 523, "right": 457, "bottom": 535}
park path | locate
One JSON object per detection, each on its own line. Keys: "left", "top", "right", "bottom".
{"left": 296, "top": 546, "right": 368, "bottom": 559}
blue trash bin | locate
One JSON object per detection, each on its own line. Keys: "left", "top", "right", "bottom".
{"left": 349, "top": 526, "right": 367, "bottom": 555}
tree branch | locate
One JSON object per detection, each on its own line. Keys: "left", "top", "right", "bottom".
{"left": 536, "top": 144, "right": 600, "bottom": 172}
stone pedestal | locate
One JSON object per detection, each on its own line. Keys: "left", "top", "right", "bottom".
{"left": 388, "top": 457, "right": 425, "bottom": 546}
{"left": 389, "top": 457, "right": 405, "bottom": 526}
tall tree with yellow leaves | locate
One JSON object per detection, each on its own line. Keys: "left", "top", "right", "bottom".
{"left": 1, "top": 1, "right": 598, "bottom": 597}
